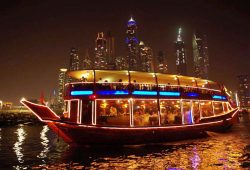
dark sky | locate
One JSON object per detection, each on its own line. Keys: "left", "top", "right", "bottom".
{"left": 1, "top": 0, "right": 250, "bottom": 104}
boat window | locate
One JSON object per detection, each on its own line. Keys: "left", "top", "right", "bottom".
{"left": 69, "top": 100, "right": 78, "bottom": 122}
{"left": 182, "top": 101, "right": 193, "bottom": 124}
{"left": 68, "top": 70, "right": 94, "bottom": 82}
{"left": 63, "top": 101, "right": 70, "bottom": 118}
{"left": 130, "top": 72, "right": 156, "bottom": 90}
{"left": 213, "top": 102, "right": 224, "bottom": 115}
{"left": 133, "top": 100, "right": 159, "bottom": 126}
{"left": 178, "top": 76, "right": 196, "bottom": 87}
{"left": 157, "top": 74, "right": 179, "bottom": 91}
{"left": 192, "top": 101, "right": 200, "bottom": 123}
{"left": 223, "top": 102, "right": 228, "bottom": 113}
{"left": 96, "top": 99, "right": 130, "bottom": 126}
{"left": 95, "top": 70, "right": 129, "bottom": 90}
{"left": 160, "top": 100, "right": 182, "bottom": 126}
{"left": 200, "top": 101, "right": 214, "bottom": 117}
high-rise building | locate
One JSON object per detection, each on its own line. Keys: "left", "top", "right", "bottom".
{"left": 95, "top": 32, "right": 108, "bottom": 69}
{"left": 115, "top": 56, "right": 128, "bottom": 70}
{"left": 237, "top": 75, "right": 250, "bottom": 108}
{"left": 126, "top": 17, "right": 139, "bottom": 71}
{"left": 69, "top": 47, "right": 80, "bottom": 71}
{"left": 156, "top": 51, "right": 168, "bottom": 73}
{"left": 193, "top": 32, "right": 209, "bottom": 79}
{"left": 139, "top": 41, "right": 153, "bottom": 72}
{"left": 175, "top": 27, "right": 187, "bottom": 76}
{"left": 82, "top": 49, "right": 92, "bottom": 69}
{"left": 106, "top": 31, "right": 116, "bottom": 69}
{"left": 58, "top": 68, "right": 67, "bottom": 108}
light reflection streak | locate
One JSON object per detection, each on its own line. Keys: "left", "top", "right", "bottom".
{"left": 13, "top": 125, "right": 26, "bottom": 163}
{"left": 191, "top": 146, "right": 200, "bottom": 170}
{"left": 37, "top": 125, "right": 50, "bottom": 159}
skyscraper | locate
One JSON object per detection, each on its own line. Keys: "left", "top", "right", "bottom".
{"left": 126, "top": 17, "right": 139, "bottom": 71}
{"left": 237, "top": 75, "right": 250, "bottom": 108}
{"left": 69, "top": 47, "right": 80, "bottom": 71}
{"left": 82, "top": 49, "right": 92, "bottom": 69}
{"left": 106, "top": 31, "right": 116, "bottom": 69}
{"left": 58, "top": 68, "right": 67, "bottom": 108}
{"left": 139, "top": 41, "right": 153, "bottom": 72}
{"left": 95, "top": 32, "right": 108, "bottom": 69}
{"left": 156, "top": 51, "right": 168, "bottom": 73}
{"left": 193, "top": 32, "right": 209, "bottom": 79}
{"left": 175, "top": 27, "right": 187, "bottom": 76}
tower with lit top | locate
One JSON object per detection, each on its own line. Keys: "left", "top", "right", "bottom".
{"left": 193, "top": 31, "right": 209, "bottom": 79}
{"left": 58, "top": 68, "right": 67, "bottom": 108}
{"left": 126, "top": 17, "right": 139, "bottom": 71}
{"left": 69, "top": 47, "right": 80, "bottom": 71}
{"left": 175, "top": 27, "right": 187, "bottom": 75}
{"left": 95, "top": 32, "right": 108, "bottom": 69}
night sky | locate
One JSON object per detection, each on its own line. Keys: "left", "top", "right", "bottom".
{"left": 1, "top": 0, "right": 250, "bottom": 104}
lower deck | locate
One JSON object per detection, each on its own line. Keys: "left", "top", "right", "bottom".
{"left": 63, "top": 98, "right": 235, "bottom": 128}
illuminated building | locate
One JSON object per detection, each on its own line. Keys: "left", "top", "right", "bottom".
{"left": 82, "top": 49, "right": 92, "bottom": 69}
{"left": 139, "top": 41, "right": 153, "bottom": 72}
{"left": 156, "top": 51, "right": 168, "bottom": 73}
{"left": 95, "top": 32, "right": 108, "bottom": 69}
{"left": 175, "top": 27, "right": 187, "bottom": 76}
{"left": 126, "top": 17, "right": 139, "bottom": 71}
{"left": 115, "top": 56, "right": 128, "bottom": 70}
{"left": 237, "top": 75, "right": 250, "bottom": 108}
{"left": 193, "top": 32, "right": 209, "bottom": 79}
{"left": 69, "top": 48, "right": 80, "bottom": 71}
{"left": 106, "top": 31, "right": 116, "bottom": 69}
{"left": 58, "top": 68, "right": 67, "bottom": 107}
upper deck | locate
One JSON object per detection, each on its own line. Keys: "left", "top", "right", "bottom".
{"left": 65, "top": 70, "right": 228, "bottom": 101}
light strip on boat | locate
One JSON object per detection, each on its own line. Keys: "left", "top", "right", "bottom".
{"left": 132, "top": 90, "right": 157, "bottom": 96}
{"left": 71, "top": 90, "right": 93, "bottom": 96}
{"left": 96, "top": 90, "right": 129, "bottom": 95}
{"left": 187, "top": 92, "right": 199, "bottom": 97}
{"left": 159, "top": 91, "right": 180, "bottom": 96}
{"left": 212, "top": 95, "right": 227, "bottom": 100}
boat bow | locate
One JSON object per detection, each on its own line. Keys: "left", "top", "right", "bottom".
{"left": 21, "top": 99, "right": 60, "bottom": 122}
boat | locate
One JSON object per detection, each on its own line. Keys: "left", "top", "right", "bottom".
{"left": 21, "top": 70, "right": 239, "bottom": 145}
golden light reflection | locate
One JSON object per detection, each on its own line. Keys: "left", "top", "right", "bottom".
{"left": 37, "top": 125, "right": 50, "bottom": 159}
{"left": 13, "top": 125, "right": 26, "bottom": 163}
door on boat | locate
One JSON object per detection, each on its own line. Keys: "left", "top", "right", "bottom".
{"left": 81, "top": 100, "right": 92, "bottom": 124}
{"left": 69, "top": 100, "right": 78, "bottom": 123}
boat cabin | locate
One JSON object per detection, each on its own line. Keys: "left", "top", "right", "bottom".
{"left": 62, "top": 70, "right": 235, "bottom": 127}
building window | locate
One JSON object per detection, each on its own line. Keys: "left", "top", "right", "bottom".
{"left": 200, "top": 101, "right": 213, "bottom": 117}
{"left": 160, "top": 100, "right": 182, "bottom": 125}
{"left": 133, "top": 100, "right": 158, "bottom": 126}
{"left": 213, "top": 102, "right": 223, "bottom": 115}
{"left": 96, "top": 99, "right": 130, "bottom": 126}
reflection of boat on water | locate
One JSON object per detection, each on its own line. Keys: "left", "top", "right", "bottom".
{"left": 21, "top": 70, "right": 239, "bottom": 145}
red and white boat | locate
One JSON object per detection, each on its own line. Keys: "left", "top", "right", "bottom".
{"left": 21, "top": 70, "right": 238, "bottom": 145}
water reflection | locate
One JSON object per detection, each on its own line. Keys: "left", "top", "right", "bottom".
{"left": 1, "top": 121, "right": 250, "bottom": 169}
{"left": 37, "top": 125, "right": 50, "bottom": 159}
{"left": 13, "top": 125, "right": 26, "bottom": 164}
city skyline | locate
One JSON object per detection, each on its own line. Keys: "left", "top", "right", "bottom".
{"left": 1, "top": 0, "right": 250, "bottom": 104}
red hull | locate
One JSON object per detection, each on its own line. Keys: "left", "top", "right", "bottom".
{"left": 21, "top": 100, "right": 239, "bottom": 145}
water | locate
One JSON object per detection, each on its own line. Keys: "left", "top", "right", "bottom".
{"left": 1, "top": 116, "right": 250, "bottom": 169}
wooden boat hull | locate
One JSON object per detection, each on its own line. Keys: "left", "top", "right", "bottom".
{"left": 21, "top": 99, "right": 238, "bottom": 145}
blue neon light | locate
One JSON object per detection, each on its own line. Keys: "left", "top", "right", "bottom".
{"left": 132, "top": 91, "right": 157, "bottom": 96}
{"left": 159, "top": 91, "right": 180, "bottom": 96}
{"left": 187, "top": 92, "right": 199, "bottom": 97}
{"left": 97, "top": 90, "right": 129, "bottom": 95}
{"left": 212, "top": 95, "right": 227, "bottom": 100}
{"left": 71, "top": 90, "right": 93, "bottom": 96}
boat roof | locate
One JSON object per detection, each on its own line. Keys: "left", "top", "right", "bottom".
{"left": 68, "top": 70, "right": 221, "bottom": 90}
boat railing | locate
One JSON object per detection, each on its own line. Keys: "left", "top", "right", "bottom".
{"left": 66, "top": 82, "right": 222, "bottom": 95}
